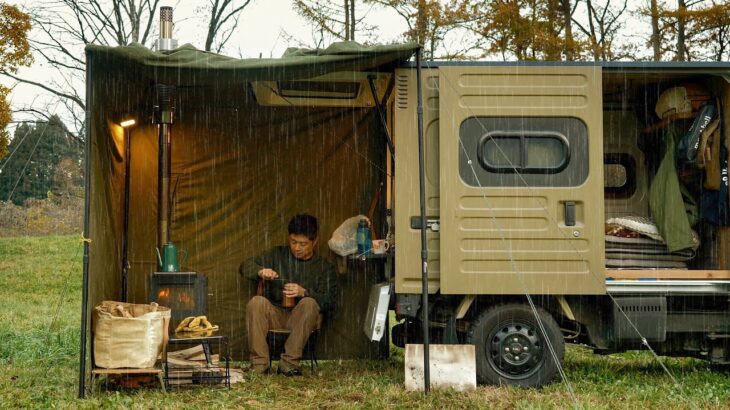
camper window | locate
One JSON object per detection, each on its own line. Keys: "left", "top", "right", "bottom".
{"left": 604, "top": 153, "right": 636, "bottom": 199}
{"left": 478, "top": 132, "right": 569, "bottom": 174}
{"left": 458, "top": 117, "right": 588, "bottom": 187}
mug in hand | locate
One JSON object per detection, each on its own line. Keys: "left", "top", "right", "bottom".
{"left": 282, "top": 283, "right": 297, "bottom": 308}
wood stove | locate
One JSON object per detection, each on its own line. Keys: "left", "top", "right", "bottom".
{"left": 149, "top": 272, "right": 207, "bottom": 323}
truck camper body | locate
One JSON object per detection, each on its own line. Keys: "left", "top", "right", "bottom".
{"left": 391, "top": 61, "right": 730, "bottom": 386}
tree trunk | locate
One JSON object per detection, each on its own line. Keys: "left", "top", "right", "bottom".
{"left": 676, "top": 0, "right": 686, "bottom": 61}
{"left": 650, "top": 0, "right": 661, "bottom": 60}
{"left": 417, "top": 0, "right": 427, "bottom": 47}
{"left": 350, "top": 0, "right": 356, "bottom": 41}
{"left": 129, "top": 1, "right": 140, "bottom": 44}
{"left": 561, "top": 0, "right": 574, "bottom": 60}
{"left": 585, "top": 0, "right": 599, "bottom": 61}
{"left": 344, "top": 0, "right": 350, "bottom": 40}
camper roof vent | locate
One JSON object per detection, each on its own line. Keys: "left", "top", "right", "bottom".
{"left": 250, "top": 72, "right": 391, "bottom": 108}
{"left": 396, "top": 73, "right": 409, "bottom": 109}
{"left": 278, "top": 80, "right": 360, "bottom": 99}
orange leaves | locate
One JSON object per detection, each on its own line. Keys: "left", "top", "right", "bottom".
{"left": 0, "top": 2, "right": 32, "bottom": 159}
{"left": 0, "top": 3, "right": 32, "bottom": 73}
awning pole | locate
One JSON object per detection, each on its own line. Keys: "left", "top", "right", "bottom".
{"left": 415, "top": 47, "right": 430, "bottom": 394}
{"left": 78, "top": 54, "right": 93, "bottom": 399}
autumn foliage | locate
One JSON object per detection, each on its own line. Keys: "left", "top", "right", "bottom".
{"left": 0, "top": 3, "right": 32, "bottom": 159}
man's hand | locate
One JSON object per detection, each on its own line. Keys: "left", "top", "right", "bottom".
{"left": 258, "top": 268, "right": 279, "bottom": 280}
{"left": 283, "top": 283, "right": 306, "bottom": 298}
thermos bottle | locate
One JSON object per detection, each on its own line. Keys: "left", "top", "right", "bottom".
{"left": 357, "top": 218, "right": 372, "bottom": 255}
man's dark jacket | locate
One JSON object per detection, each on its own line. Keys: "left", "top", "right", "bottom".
{"left": 240, "top": 246, "right": 337, "bottom": 313}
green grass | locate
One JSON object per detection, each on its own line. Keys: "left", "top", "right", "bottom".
{"left": 1, "top": 235, "right": 730, "bottom": 409}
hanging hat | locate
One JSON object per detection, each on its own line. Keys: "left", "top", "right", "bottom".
{"left": 655, "top": 87, "right": 693, "bottom": 119}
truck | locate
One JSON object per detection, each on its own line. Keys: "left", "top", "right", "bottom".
{"left": 388, "top": 62, "right": 730, "bottom": 387}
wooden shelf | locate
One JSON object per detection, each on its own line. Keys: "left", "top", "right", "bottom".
{"left": 90, "top": 366, "right": 166, "bottom": 394}
{"left": 642, "top": 111, "right": 696, "bottom": 134}
{"left": 606, "top": 269, "right": 730, "bottom": 280}
{"left": 91, "top": 367, "right": 163, "bottom": 375}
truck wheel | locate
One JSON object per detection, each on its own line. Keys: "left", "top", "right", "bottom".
{"left": 467, "top": 304, "right": 564, "bottom": 388}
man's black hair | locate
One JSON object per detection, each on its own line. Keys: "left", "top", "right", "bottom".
{"left": 288, "top": 214, "right": 318, "bottom": 240}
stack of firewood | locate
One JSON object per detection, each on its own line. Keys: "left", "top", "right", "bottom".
{"left": 166, "top": 344, "right": 223, "bottom": 386}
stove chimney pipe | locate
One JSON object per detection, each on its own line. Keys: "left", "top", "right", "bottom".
{"left": 157, "top": 6, "right": 178, "bottom": 51}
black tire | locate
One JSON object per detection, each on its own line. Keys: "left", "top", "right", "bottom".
{"left": 467, "top": 303, "right": 564, "bottom": 388}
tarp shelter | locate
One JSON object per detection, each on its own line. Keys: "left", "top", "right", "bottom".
{"left": 81, "top": 41, "right": 419, "bottom": 386}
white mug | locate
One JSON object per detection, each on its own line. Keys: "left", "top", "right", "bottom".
{"left": 372, "top": 239, "right": 390, "bottom": 254}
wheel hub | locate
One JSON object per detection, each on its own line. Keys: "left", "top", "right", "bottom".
{"left": 489, "top": 323, "right": 543, "bottom": 379}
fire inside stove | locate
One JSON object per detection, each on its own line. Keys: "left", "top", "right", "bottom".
{"left": 156, "top": 287, "right": 195, "bottom": 310}
{"left": 149, "top": 272, "right": 207, "bottom": 322}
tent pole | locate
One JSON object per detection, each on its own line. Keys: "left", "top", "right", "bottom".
{"left": 415, "top": 47, "right": 430, "bottom": 394}
{"left": 366, "top": 74, "right": 395, "bottom": 162}
{"left": 79, "top": 53, "right": 93, "bottom": 399}
{"left": 121, "top": 127, "right": 131, "bottom": 302}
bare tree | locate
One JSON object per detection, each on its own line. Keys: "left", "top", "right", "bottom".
{"left": 572, "top": 0, "right": 629, "bottom": 61}
{"left": 294, "top": 0, "right": 365, "bottom": 43}
{"left": 2, "top": 0, "right": 162, "bottom": 136}
{"left": 203, "top": 0, "right": 253, "bottom": 53}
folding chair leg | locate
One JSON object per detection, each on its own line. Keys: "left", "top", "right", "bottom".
{"left": 309, "top": 345, "right": 316, "bottom": 372}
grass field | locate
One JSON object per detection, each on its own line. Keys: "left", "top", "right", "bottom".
{"left": 1, "top": 235, "right": 730, "bottom": 409}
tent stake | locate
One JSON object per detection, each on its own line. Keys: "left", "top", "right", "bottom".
{"left": 415, "top": 47, "right": 430, "bottom": 394}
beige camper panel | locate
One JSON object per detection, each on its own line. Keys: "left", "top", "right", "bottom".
{"left": 396, "top": 65, "right": 605, "bottom": 295}
{"left": 395, "top": 65, "right": 730, "bottom": 295}
{"left": 394, "top": 69, "right": 442, "bottom": 294}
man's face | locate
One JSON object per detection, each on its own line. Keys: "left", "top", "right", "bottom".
{"left": 288, "top": 234, "right": 317, "bottom": 260}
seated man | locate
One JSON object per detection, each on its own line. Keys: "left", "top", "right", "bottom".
{"left": 240, "top": 214, "right": 337, "bottom": 376}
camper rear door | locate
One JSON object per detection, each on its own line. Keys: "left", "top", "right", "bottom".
{"left": 438, "top": 65, "right": 606, "bottom": 295}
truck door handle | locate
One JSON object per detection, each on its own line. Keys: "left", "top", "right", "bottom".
{"left": 564, "top": 202, "right": 576, "bottom": 226}
{"left": 410, "top": 216, "right": 440, "bottom": 232}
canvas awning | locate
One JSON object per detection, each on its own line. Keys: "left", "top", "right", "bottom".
{"left": 80, "top": 41, "right": 418, "bottom": 394}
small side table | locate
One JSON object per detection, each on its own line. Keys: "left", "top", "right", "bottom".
{"left": 164, "top": 331, "right": 230, "bottom": 388}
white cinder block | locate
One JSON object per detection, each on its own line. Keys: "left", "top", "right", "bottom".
{"left": 405, "top": 344, "right": 477, "bottom": 391}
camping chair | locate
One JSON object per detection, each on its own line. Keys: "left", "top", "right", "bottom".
{"left": 267, "top": 314, "right": 322, "bottom": 372}
{"left": 257, "top": 279, "right": 323, "bottom": 372}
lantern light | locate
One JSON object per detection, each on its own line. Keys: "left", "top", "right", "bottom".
{"left": 120, "top": 119, "right": 136, "bottom": 128}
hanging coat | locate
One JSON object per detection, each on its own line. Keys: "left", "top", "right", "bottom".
{"left": 649, "top": 126, "right": 700, "bottom": 252}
